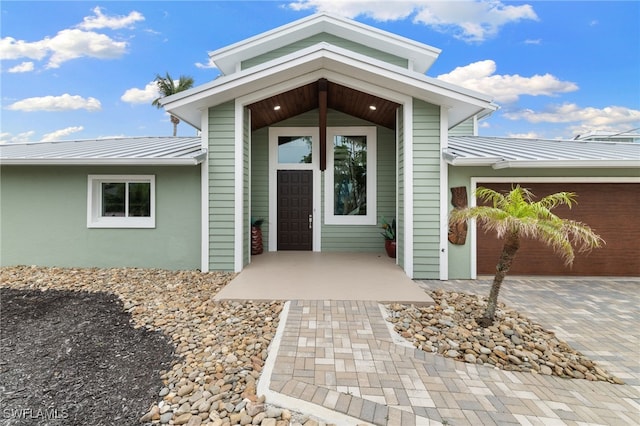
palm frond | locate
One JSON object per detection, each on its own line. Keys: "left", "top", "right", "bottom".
{"left": 449, "top": 185, "right": 603, "bottom": 267}
{"left": 152, "top": 72, "right": 195, "bottom": 109}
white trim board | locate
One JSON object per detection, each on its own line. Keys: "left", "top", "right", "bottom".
{"left": 439, "top": 106, "right": 449, "bottom": 280}
{"left": 403, "top": 99, "right": 414, "bottom": 279}
{"left": 201, "top": 111, "right": 210, "bottom": 272}
{"left": 234, "top": 100, "right": 244, "bottom": 273}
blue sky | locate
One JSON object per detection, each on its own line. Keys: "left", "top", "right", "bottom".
{"left": 1, "top": 1, "right": 639, "bottom": 143}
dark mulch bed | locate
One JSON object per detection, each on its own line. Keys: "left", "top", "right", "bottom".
{"left": 0, "top": 288, "right": 176, "bottom": 426}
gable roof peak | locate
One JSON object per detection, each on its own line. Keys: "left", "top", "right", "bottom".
{"left": 209, "top": 12, "right": 441, "bottom": 76}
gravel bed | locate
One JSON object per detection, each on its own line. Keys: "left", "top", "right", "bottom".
{"left": 386, "top": 288, "right": 622, "bottom": 384}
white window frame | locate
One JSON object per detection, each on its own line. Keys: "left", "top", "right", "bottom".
{"left": 87, "top": 175, "right": 156, "bottom": 228}
{"left": 324, "top": 126, "right": 377, "bottom": 225}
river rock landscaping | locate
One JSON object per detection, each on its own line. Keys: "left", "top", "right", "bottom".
{"left": 386, "top": 288, "right": 622, "bottom": 384}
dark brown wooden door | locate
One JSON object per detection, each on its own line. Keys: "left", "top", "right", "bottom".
{"left": 477, "top": 183, "right": 639, "bottom": 276}
{"left": 277, "top": 170, "right": 313, "bottom": 250}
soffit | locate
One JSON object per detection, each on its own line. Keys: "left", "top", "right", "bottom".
{"left": 246, "top": 80, "right": 400, "bottom": 131}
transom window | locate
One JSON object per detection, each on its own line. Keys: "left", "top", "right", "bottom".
{"left": 325, "top": 127, "right": 376, "bottom": 225}
{"left": 278, "top": 136, "right": 312, "bottom": 164}
{"left": 87, "top": 175, "right": 155, "bottom": 228}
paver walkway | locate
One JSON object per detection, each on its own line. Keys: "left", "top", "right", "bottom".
{"left": 258, "top": 278, "right": 639, "bottom": 425}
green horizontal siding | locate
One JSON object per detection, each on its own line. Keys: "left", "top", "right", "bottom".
{"left": 449, "top": 118, "right": 475, "bottom": 136}
{"left": 412, "top": 99, "right": 441, "bottom": 279}
{"left": 0, "top": 166, "right": 200, "bottom": 270}
{"left": 243, "top": 110, "right": 250, "bottom": 267}
{"left": 209, "top": 102, "right": 236, "bottom": 271}
{"left": 242, "top": 33, "right": 408, "bottom": 70}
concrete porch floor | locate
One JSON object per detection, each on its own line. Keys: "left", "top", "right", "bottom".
{"left": 213, "top": 252, "right": 434, "bottom": 305}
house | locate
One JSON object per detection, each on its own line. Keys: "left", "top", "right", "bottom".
{"left": 574, "top": 130, "right": 640, "bottom": 144}
{"left": 1, "top": 13, "right": 638, "bottom": 278}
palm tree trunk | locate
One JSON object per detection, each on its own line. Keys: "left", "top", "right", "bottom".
{"left": 170, "top": 115, "right": 180, "bottom": 137}
{"left": 480, "top": 232, "right": 520, "bottom": 327}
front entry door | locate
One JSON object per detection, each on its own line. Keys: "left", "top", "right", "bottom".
{"left": 277, "top": 170, "right": 313, "bottom": 250}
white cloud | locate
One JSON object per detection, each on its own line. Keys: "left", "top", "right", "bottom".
{"left": 0, "top": 30, "right": 128, "bottom": 69}
{"left": 413, "top": 1, "right": 538, "bottom": 42}
{"left": 41, "top": 126, "right": 84, "bottom": 142}
{"left": 0, "top": 131, "right": 35, "bottom": 144}
{"left": 524, "top": 38, "right": 541, "bottom": 45}
{"left": 7, "top": 94, "right": 102, "bottom": 112}
{"left": 77, "top": 6, "right": 144, "bottom": 30}
{"left": 0, "top": 37, "right": 48, "bottom": 60}
{"left": 195, "top": 56, "right": 218, "bottom": 70}
{"left": 437, "top": 60, "right": 578, "bottom": 103}
{"left": 507, "top": 131, "right": 544, "bottom": 139}
{"left": 121, "top": 81, "right": 159, "bottom": 104}
{"left": 1, "top": 7, "right": 138, "bottom": 69}
{"left": 503, "top": 103, "right": 640, "bottom": 135}
{"left": 289, "top": 0, "right": 416, "bottom": 21}
{"left": 288, "top": 0, "right": 538, "bottom": 42}
{"left": 8, "top": 62, "right": 35, "bottom": 73}
{"left": 46, "top": 29, "right": 128, "bottom": 68}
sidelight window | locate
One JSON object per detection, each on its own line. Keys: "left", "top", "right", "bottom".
{"left": 325, "top": 127, "right": 376, "bottom": 225}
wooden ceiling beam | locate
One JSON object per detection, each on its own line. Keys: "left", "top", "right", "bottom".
{"left": 318, "top": 78, "right": 328, "bottom": 171}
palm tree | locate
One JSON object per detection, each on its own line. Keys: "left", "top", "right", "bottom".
{"left": 151, "top": 72, "right": 194, "bottom": 136}
{"left": 449, "top": 185, "right": 603, "bottom": 327}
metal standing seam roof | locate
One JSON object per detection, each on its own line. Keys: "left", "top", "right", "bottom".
{"left": 0, "top": 137, "right": 205, "bottom": 165}
{"left": 445, "top": 136, "right": 640, "bottom": 169}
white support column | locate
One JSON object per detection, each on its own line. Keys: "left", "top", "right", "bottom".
{"left": 234, "top": 100, "right": 244, "bottom": 273}
{"left": 247, "top": 109, "right": 252, "bottom": 264}
{"left": 403, "top": 99, "right": 414, "bottom": 279}
{"left": 200, "top": 109, "right": 210, "bottom": 272}
{"left": 439, "top": 106, "right": 449, "bottom": 280}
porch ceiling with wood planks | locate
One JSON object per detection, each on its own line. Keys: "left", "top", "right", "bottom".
{"left": 246, "top": 79, "right": 400, "bottom": 131}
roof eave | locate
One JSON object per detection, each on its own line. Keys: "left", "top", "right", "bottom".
{"left": 443, "top": 153, "right": 502, "bottom": 167}
{"left": 492, "top": 160, "right": 639, "bottom": 169}
{"left": 164, "top": 44, "right": 496, "bottom": 131}
{"left": 209, "top": 13, "right": 441, "bottom": 75}
{"left": 0, "top": 155, "right": 206, "bottom": 166}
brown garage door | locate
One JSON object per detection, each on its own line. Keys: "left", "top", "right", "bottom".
{"left": 477, "top": 182, "right": 639, "bottom": 276}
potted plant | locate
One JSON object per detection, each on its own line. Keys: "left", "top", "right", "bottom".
{"left": 380, "top": 217, "right": 396, "bottom": 258}
{"left": 251, "top": 218, "right": 264, "bottom": 255}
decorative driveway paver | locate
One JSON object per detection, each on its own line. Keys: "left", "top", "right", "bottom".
{"left": 260, "top": 279, "right": 639, "bottom": 425}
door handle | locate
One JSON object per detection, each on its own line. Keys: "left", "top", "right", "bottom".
{"left": 309, "top": 214, "right": 313, "bottom": 229}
